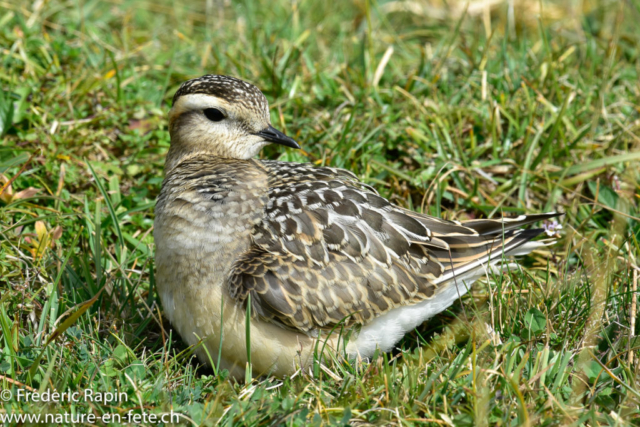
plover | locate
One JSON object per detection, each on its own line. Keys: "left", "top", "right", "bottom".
{"left": 154, "top": 75, "right": 558, "bottom": 378}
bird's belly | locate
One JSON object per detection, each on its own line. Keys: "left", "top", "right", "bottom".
{"left": 154, "top": 220, "right": 328, "bottom": 378}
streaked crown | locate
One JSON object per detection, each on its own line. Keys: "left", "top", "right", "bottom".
{"left": 173, "top": 75, "right": 269, "bottom": 114}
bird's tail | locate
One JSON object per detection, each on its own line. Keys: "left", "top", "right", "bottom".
{"left": 426, "top": 212, "right": 562, "bottom": 286}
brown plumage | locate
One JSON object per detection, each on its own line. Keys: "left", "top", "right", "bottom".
{"left": 154, "top": 75, "right": 559, "bottom": 378}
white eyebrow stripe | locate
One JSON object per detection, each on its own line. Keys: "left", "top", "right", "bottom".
{"left": 170, "top": 93, "right": 234, "bottom": 118}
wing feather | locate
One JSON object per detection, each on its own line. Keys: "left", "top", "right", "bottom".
{"left": 227, "top": 161, "right": 556, "bottom": 332}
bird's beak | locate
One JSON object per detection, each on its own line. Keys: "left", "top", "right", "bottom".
{"left": 254, "top": 125, "right": 300, "bottom": 149}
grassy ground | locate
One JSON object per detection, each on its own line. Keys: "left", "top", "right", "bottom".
{"left": 1, "top": 0, "right": 639, "bottom": 425}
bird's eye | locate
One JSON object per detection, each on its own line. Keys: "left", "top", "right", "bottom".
{"left": 203, "top": 108, "right": 225, "bottom": 122}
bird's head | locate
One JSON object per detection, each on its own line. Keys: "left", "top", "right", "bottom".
{"left": 166, "top": 75, "right": 299, "bottom": 169}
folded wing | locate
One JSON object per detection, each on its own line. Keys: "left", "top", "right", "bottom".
{"left": 228, "top": 161, "right": 558, "bottom": 333}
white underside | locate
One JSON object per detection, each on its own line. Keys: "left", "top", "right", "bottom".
{"left": 346, "top": 240, "right": 550, "bottom": 358}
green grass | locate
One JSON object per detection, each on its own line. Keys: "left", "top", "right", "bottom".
{"left": 1, "top": 0, "right": 639, "bottom": 425}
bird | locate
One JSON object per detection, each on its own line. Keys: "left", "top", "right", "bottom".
{"left": 154, "top": 74, "right": 559, "bottom": 379}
